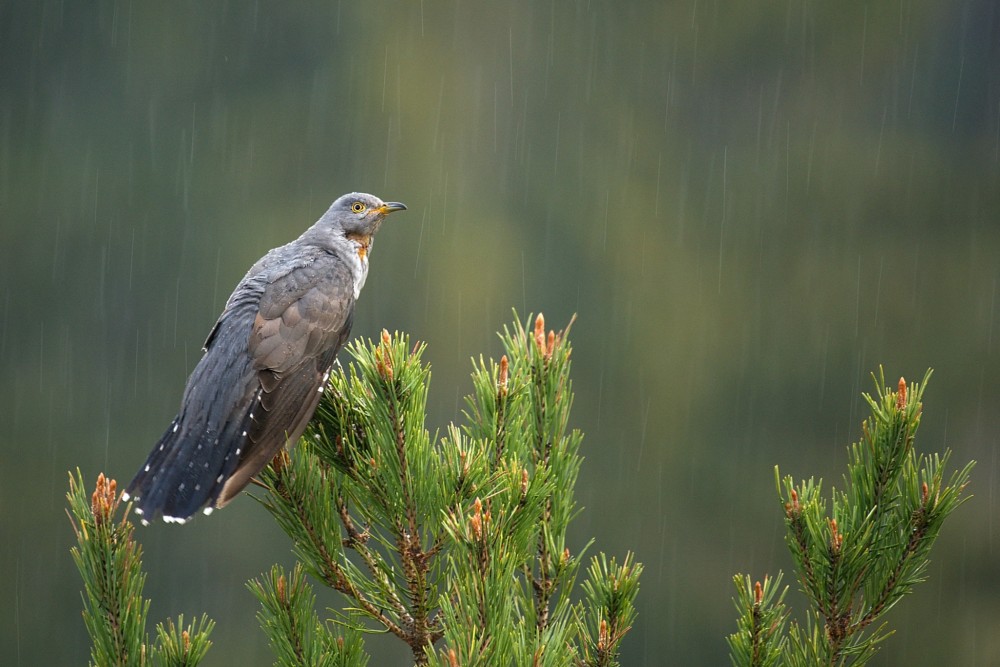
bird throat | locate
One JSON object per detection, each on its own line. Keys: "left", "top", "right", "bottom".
{"left": 346, "top": 232, "right": 372, "bottom": 261}
{"left": 344, "top": 232, "right": 372, "bottom": 299}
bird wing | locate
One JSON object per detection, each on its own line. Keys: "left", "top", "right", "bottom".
{"left": 214, "top": 253, "right": 356, "bottom": 506}
{"left": 126, "top": 289, "right": 262, "bottom": 521}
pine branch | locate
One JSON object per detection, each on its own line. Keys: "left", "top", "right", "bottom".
{"left": 726, "top": 574, "right": 788, "bottom": 667}
{"left": 67, "top": 471, "right": 214, "bottom": 667}
{"left": 732, "top": 370, "right": 974, "bottom": 667}
{"left": 376, "top": 333, "right": 438, "bottom": 661}
{"left": 578, "top": 553, "right": 643, "bottom": 667}
{"left": 248, "top": 564, "right": 368, "bottom": 667}
{"left": 257, "top": 451, "right": 410, "bottom": 642}
{"left": 334, "top": 491, "right": 414, "bottom": 626}
{"left": 151, "top": 615, "right": 215, "bottom": 667}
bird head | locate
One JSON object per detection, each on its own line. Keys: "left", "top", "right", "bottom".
{"left": 328, "top": 192, "right": 407, "bottom": 239}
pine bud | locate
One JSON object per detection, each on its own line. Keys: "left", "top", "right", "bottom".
{"left": 897, "top": 377, "right": 907, "bottom": 410}
{"left": 471, "top": 497, "right": 484, "bottom": 541}
{"left": 520, "top": 468, "right": 529, "bottom": 497}
{"left": 534, "top": 313, "right": 546, "bottom": 352}
{"left": 448, "top": 648, "right": 459, "bottom": 667}
{"left": 276, "top": 574, "right": 287, "bottom": 604}
{"left": 754, "top": 580, "right": 763, "bottom": 606}
{"left": 498, "top": 355, "right": 509, "bottom": 395}
{"left": 785, "top": 488, "right": 800, "bottom": 518}
{"left": 828, "top": 518, "right": 843, "bottom": 553}
{"left": 545, "top": 330, "right": 556, "bottom": 361}
{"left": 921, "top": 481, "right": 929, "bottom": 506}
{"left": 91, "top": 473, "right": 118, "bottom": 526}
{"left": 598, "top": 618, "right": 609, "bottom": 651}
{"left": 182, "top": 630, "right": 191, "bottom": 652}
{"left": 271, "top": 449, "right": 291, "bottom": 474}
{"left": 470, "top": 514, "right": 482, "bottom": 541}
{"left": 375, "top": 330, "right": 394, "bottom": 381}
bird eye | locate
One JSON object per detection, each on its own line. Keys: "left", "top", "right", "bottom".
{"left": 351, "top": 202, "right": 366, "bottom": 213}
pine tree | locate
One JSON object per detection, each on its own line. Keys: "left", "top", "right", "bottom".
{"left": 68, "top": 314, "right": 642, "bottom": 666}
{"left": 252, "top": 313, "right": 642, "bottom": 665}
{"left": 728, "top": 370, "right": 974, "bottom": 667}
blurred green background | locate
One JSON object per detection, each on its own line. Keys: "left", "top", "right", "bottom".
{"left": 2, "top": 1, "right": 998, "bottom": 664}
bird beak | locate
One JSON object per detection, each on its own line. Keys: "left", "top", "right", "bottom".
{"left": 377, "top": 202, "right": 407, "bottom": 215}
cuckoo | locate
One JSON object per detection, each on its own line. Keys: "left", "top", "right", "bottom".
{"left": 123, "top": 192, "right": 406, "bottom": 523}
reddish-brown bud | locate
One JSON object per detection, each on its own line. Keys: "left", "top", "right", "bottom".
{"left": 375, "top": 329, "right": 392, "bottom": 380}
{"left": 534, "top": 313, "right": 546, "bottom": 352}
{"left": 520, "top": 468, "right": 529, "bottom": 497}
{"left": 754, "top": 581, "right": 763, "bottom": 605}
{"left": 598, "top": 618, "right": 609, "bottom": 651}
{"left": 448, "top": 648, "right": 459, "bottom": 667}
{"left": 471, "top": 497, "right": 484, "bottom": 541}
{"left": 545, "top": 331, "right": 556, "bottom": 360}
{"left": 498, "top": 355, "right": 509, "bottom": 395}
{"left": 828, "top": 518, "right": 842, "bottom": 553}
{"left": 276, "top": 574, "right": 287, "bottom": 604}
{"left": 91, "top": 473, "right": 118, "bottom": 526}
{"left": 897, "top": 377, "right": 907, "bottom": 410}
{"left": 271, "top": 449, "right": 291, "bottom": 474}
{"left": 921, "top": 481, "right": 929, "bottom": 505}
{"left": 373, "top": 330, "right": 394, "bottom": 380}
{"left": 182, "top": 630, "right": 191, "bottom": 652}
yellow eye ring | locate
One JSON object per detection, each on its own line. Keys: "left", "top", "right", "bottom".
{"left": 351, "top": 201, "right": 366, "bottom": 213}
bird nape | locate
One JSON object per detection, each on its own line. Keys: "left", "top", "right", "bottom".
{"left": 122, "top": 192, "right": 406, "bottom": 524}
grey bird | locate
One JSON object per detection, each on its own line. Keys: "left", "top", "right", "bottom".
{"left": 123, "top": 192, "right": 406, "bottom": 524}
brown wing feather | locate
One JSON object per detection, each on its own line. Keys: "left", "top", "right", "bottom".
{"left": 215, "top": 260, "right": 355, "bottom": 506}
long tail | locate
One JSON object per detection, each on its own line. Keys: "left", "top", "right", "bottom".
{"left": 124, "top": 403, "right": 254, "bottom": 523}
{"left": 125, "top": 301, "right": 261, "bottom": 523}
